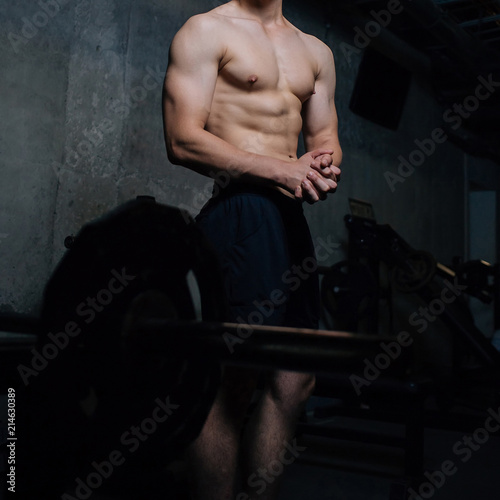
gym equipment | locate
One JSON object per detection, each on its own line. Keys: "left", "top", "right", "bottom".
{"left": 7, "top": 197, "right": 410, "bottom": 498}
{"left": 391, "top": 250, "right": 437, "bottom": 294}
{"left": 341, "top": 213, "right": 500, "bottom": 377}
{"left": 315, "top": 206, "right": 500, "bottom": 496}
{"left": 12, "top": 197, "right": 226, "bottom": 497}
{"left": 321, "top": 260, "right": 379, "bottom": 332}
{"left": 8, "top": 196, "right": 496, "bottom": 499}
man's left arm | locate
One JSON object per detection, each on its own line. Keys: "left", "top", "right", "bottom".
{"left": 300, "top": 40, "right": 342, "bottom": 198}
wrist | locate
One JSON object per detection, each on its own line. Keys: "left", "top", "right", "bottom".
{"left": 267, "top": 158, "right": 290, "bottom": 189}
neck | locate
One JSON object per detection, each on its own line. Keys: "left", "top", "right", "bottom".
{"left": 236, "top": 0, "right": 284, "bottom": 24}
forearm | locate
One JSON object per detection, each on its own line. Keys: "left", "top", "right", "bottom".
{"left": 166, "top": 128, "right": 290, "bottom": 188}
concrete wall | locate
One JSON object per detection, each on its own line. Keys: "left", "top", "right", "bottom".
{"left": 0, "top": 0, "right": 498, "bottom": 316}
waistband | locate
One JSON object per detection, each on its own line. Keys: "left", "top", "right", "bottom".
{"left": 214, "top": 181, "right": 302, "bottom": 209}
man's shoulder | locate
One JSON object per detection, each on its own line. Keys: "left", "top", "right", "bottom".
{"left": 296, "top": 29, "right": 334, "bottom": 60}
{"left": 182, "top": 5, "right": 236, "bottom": 32}
{"left": 181, "top": 11, "right": 225, "bottom": 33}
{"left": 172, "top": 10, "right": 229, "bottom": 53}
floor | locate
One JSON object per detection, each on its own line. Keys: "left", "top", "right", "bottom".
{"left": 277, "top": 398, "right": 500, "bottom": 500}
{"left": 2, "top": 394, "right": 500, "bottom": 500}
{"left": 278, "top": 431, "right": 500, "bottom": 500}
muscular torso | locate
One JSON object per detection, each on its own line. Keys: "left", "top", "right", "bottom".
{"left": 206, "top": 6, "right": 318, "bottom": 162}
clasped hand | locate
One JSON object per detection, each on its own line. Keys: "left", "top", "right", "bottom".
{"left": 293, "top": 149, "right": 341, "bottom": 204}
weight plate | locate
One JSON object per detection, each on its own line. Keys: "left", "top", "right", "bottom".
{"left": 25, "top": 198, "right": 225, "bottom": 496}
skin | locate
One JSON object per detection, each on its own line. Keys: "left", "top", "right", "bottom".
{"left": 163, "top": 0, "right": 342, "bottom": 203}
{"left": 162, "top": 2, "right": 342, "bottom": 498}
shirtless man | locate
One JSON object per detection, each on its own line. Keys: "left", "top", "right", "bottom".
{"left": 163, "top": 1, "right": 342, "bottom": 499}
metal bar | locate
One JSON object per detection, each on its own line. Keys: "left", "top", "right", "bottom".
{"left": 417, "top": 288, "right": 500, "bottom": 378}
{"left": 404, "top": 400, "right": 425, "bottom": 477}
{"left": 0, "top": 314, "right": 40, "bottom": 335}
{"left": 479, "top": 33, "right": 500, "bottom": 40}
{"left": 459, "top": 13, "right": 500, "bottom": 26}
{"left": 0, "top": 333, "right": 36, "bottom": 351}
{"left": 475, "top": 24, "right": 500, "bottom": 34}
{"left": 131, "top": 319, "right": 410, "bottom": 376}
{"left": 399, "top": 0, "right": 486, "bottom": 73}
{"left": 433, "top": 0, "right": 473, "bottom": 4}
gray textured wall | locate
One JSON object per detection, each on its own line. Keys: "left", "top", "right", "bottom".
{"left": 0, "top": 0, "right": 498, "bottom": 315}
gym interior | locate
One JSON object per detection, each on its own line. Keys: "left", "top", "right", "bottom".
{"left": 1, "top": 0, "right": 500, "bottom": 499}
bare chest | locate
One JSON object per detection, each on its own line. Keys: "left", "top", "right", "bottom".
{"left": 218, "top": 23, "right": 317, "bottom": 103}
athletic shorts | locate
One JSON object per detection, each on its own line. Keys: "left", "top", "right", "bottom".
{"left": 195, "top": 182, "right": 320, "bottom": 329}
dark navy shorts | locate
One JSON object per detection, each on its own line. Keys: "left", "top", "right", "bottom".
{"left": 195, "top": 183, "right": 320, "bottom": 329}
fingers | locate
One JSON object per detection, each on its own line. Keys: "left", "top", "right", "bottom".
{"left": 293, "top": 150, "right": 341, "bottom": 203}
{"left": 310, "top": 159, "right": 329, "bottom": 170}
{"left": 311, "top": 161, "right": 342, "bottom": 183}
{"left": 307, "top": 171, "right": 337, "bottom": 193}
{"left": 321, "top": 156, "right": 332, "bottom": 168}
{"left": 310, "top": 154, "right": 341, "bottom": 181}
{"left": 300, "top": 179, "right": 320, "bottom": 204}
{"left": 298, "top": 173, "right": 337, "bottom": 204}
{"left": 335, "top": 169, "right": 341, "bottom": 183}
{"left": 310, "top": 148, "right": 334, "bottom": 159}
{"left": 310, "top": 153, "right": 333, "bottom": 170}
{"left": 331, "top": 165, "right": 341, "bottom": 176}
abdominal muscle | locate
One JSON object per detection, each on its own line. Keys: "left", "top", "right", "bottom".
{"left": 206, "top": 87, "right": 304, "bottom": 197}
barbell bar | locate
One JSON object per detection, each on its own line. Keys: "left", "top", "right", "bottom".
{"left": 129, "top": 317, "right": 410, "bottom": 376}
{"left": 9, "top": 197, "right": 414, "bottom": 498}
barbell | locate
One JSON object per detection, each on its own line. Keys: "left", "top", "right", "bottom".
{"left": 11, "top": 197, "right": 412, "bottom": 497}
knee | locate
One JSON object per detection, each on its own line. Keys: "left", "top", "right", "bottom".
{"left": 268, "top": 372, "right": 316, "bottom": 413}
{"left": 217, "top": 367, "right": 259, "bottom": 422}
{"left": 296, "top": 373, "right": 316, "bottom": 403}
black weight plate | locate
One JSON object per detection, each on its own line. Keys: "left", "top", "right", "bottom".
{"left": 24, "top": 198, "right": 225, "bottom": 496}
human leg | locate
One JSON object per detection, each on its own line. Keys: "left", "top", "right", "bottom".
{"left": 188, "top": 189, "right": 291, "bottom": 499}
{"left": 239, "top": 370, "right": 315, "bottom": 500}
{"left": 185, "top": 366, "right": 259, "bottom": 500}
{"left": 238, "top": 196, "right": 320, "bottom": 499}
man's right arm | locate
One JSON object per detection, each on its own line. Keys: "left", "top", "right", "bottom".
{"left": 163, "top": 15, "right": 285, "bottom": 186}
{"left": 162, "top": 15, "right": 332, "bottom": 198}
